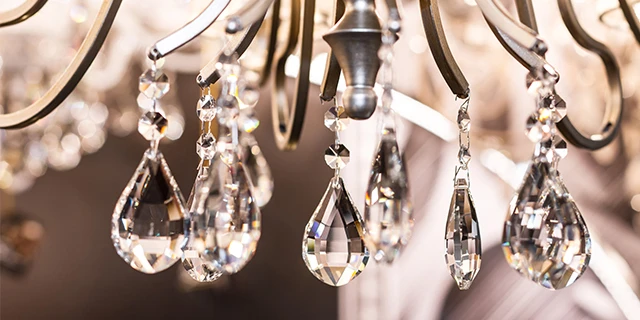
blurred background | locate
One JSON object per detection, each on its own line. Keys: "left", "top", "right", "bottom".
{"left": 2, "top": 0, "right": 640, "bottom": 319}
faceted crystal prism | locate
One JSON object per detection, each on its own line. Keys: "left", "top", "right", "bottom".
{"left": 198, "top": 154, "right": 262, "bottom": 274}
{"left": 139, "top": 69, "right": 170, "bottom": 99}
{"left": 364, "top": 130, "right": 413, "bottom": 263}
{"left": 197, "top": 95, "right": 217, "bottom": 122}
{"left": 303, "top": 177, "right": 369, "bottom": 286}
{"left": 196, "top": 133, "right": 216, "bottom": 160}
{"left": 503, "top": 158, "right": 591, "bottom": 290}
{"left": 445, "top": 171, "right": 482, "bottom": 290}
{"left": 182, "top": 164, "right": 223, "bottom": 282}
{"left": 111, "top": 149, "right": 186, "bottom": 274}
{"left": 239, "top": 132, "right": 273, "bottom": 207}
{"left": 324, "top": 144, "right": 350, "bottom": 169}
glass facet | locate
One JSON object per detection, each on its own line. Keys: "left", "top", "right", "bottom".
{"left": 139, "top": 69, "right": 170, "bottom": 99}
{"left": 302, "top": 177, "right": 369, "bottom": 286}
{"left": 111, "top": 149, "right": 186, "bottom": 274}
{"left": 239, "top": 132, "right": 273, "bottom": 207}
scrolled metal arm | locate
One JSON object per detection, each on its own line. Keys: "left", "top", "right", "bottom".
{"left": 0, "top": 0, "right": 47, "bottom": 27}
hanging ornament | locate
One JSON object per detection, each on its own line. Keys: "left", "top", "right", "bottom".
{"left": 363, "top": 25, "right": 413, "bottom": 263}
{"left": 502, "top": 72, "right": 591, "bottom": 290}
{"left": 302, "top": 102, "right": 369, "bottom": 287}
{"left": 111, "top": 59, "right": 187, "bottom": 274}
{"left": 444, "top": 97, "right": 482, "bottom": 290}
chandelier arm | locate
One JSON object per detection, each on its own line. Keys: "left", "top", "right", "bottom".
{"left": 556, "top": 0, "right": 623, "bottom": 150}
{"left": 0, "top": 0, "right": 47, "bottom": 27}
{"left": 270, "top": 0, "right": 315, "bottom": 151}
{"left": 258, "top": 0, "right": 280, "bottom": 87}
{"left": 197, "top": 15, "right": 265, "bottom": 87}
{"left": 0, "top": 0, "right": 122, "bottom": 129}
{"left": 147, "top": 0, "right": 231, "bottom": 60}
{"left": 320, "top": 0, "right": 345, "bottom": 102}
{"left": 419, "top": 0, "right": 469, "bottom": 99}
{"left": 225, "top": 0, "right": 275, "bottom": 34}
{"left": 618, "top": 0, "right": 640, "bottom": 44}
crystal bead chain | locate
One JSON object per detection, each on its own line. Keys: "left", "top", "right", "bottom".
{"left": 456, "top": 97, "right": 471, "bottom": 174}
{"left": 196, "top": 86, "right": 217, "bottom": 163}
{"left": 323, "top": 98, "right": 350, "bottom": 180}
{"left": 137, "top": 58, "right": 170, "bottom": 153}
{"left": 378, "top": 19, "right": 398, "bottom": 128}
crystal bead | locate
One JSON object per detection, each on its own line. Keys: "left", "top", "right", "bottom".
{"left": 324, "top": 106, "right": 349, "bottom": 132}
{"left": 239, "top": 108, "right": 260, "bottom": 133}
{"left": 198, "top": 154, "right": 262, "bottom": 274}
{"left": 457, "top": 109, "right": 470, "bottom": 132}
{"left": 553, "top": 96, "right": 567, "bottom": 119}
{"left": 364, "top": 130, "right": 413, "bottom": 263}
{"left": 525, "top": 114, "right": 552, "bottom": 143}
{"left": 445, "top": 176, "right": 482, "bottom": 290}
{"left": 503, "top": 160, "right": 591, "bottom": 290}
{"left": 137, "top": 93, "right": 155, "bottom": 110}
{"left": 111, "top": 149, "right": 187, "bottom": 274}
{"left": 458, "top": 147, "right": 471, "bottom": 168}
{"left": 139, "top": 68, "right": 170, "bottom": 99}
{"left": 138, "top": 111, "right": 168, "bottom": 141}
{"left": 303, "top": 176, "right": 369, "bottom": 286}
{"left": 217, "top": 95, "right": 240, "bottom": 127}
{"left": 240, "top": 132, "right": 273, "bottom": 207}
{"left": 196, "top": 133, "right": 216, "bottom": 160}
{"left": 197, "top": 94, "right": 217, "bottom": 122}
{"left": 325, "top": 144, "right": 350, "bottom": 169}
{"left": 238, "top": 84, "right": 260, "bottom": 109}
{"left": 182, "top": 164, "right": 223, "bottom": 282}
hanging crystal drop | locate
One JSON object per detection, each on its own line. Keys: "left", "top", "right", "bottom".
{"left": 503, "top": 154, "right": 591, "bottom": 290}
{"left": 111, "top": 149, "right": 187, "bottom": 274}
{"left": 239, "top": 132, "right": 273, "bottom": 207}
{"left": 198, "top": 152, "right": 262, "bottom": 274}
{"left": 181, "top": 163, "right": 223, "bottom": 282}
{"left": 303, "top": 176, "right": 369, "bottom": 286}
{"left": 363, "top": 127, "right": 413, "bottom": 263}
{"left": 445, "top": 168, "right": 481, "bottom": 290}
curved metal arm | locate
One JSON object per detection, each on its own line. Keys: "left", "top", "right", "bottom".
{"left": 618, "top": 0, "right": 640, "bottom": 44}
{"left": 271, "top": 0, "right": 315, "bottom": 150}
{"left": 557, "top": 0, "right": 623, "bottom": 150}
{"left": 225, "top": 0, "right": 275, "bottom": 34}
{"left": 475, "top": 0, "right": 547, "bottom": 54}
{"left": 319, "top": 0, "right": 345, "bottom": 102}
{"left": 258, "top": 0, "right": 280, "bottom": 87}
{"left": 0, "top": 0, "right": 121, "bottom": 129}
{"left": 419, "top": 0, "right": 469, "bottom": 99}
{"left": 0, "top": 0, "right": 47, "bottom": 27}
{"left": 148, "top": 0, "right": 231, "bottom": 60}
{"left": 197, "top": 16, "right": 265, "bottom": 87}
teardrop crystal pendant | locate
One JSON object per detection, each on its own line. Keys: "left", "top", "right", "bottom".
{"left": 239, "top": 132, "right": 273, "bottom": 207}
{"left": 503, "top": 154, "right": 591, "bottom": 290}
{"left": 198, "top": 152, "right": 262, "bottom": 274}
{"left": 181, "top": 163, "right": 223, "bottom": 282}
{"left": 303, "top": 176, "right": 369, "bottom": 286}
{"left": 364, "top": 128, "right": 413, "bottom": 263}
{"left": 445, "top": 169, "right": 481, "bottom": 290}
{"left": 111, "top": 149, "right": 187, "bottom": 274}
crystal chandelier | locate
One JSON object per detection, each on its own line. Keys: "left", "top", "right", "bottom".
{"left": 2, "top": 0, "right": 640, "bottom": 310}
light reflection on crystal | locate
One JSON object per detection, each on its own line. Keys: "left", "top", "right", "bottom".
{"left": 364, "top": 129, "right": 412, "bottom": 263}
{"left": 503, "top": 157, "right": 591, "bottom": 290}
{"left": 111, "top": 149, "right": 187, "bottom": 274}
{"left": 239, "top": 132, "right": 273, "bottom": 207}
{"left": 445, "top": 169, "right": 481, "bottom": 290}
{"left": 303, "top": 177, "right": 369, "bottom": 286}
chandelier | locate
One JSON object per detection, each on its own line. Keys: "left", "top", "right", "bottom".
{"left": 2, "top": 0, "right": 640, "bottom": 318}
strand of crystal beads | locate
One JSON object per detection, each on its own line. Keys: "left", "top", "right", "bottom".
{"left": 363, "top": 24, "right": 413, "bottom": 264}
{"left": 445, "top": 96, "right": 482, "bottom": 290}
{"left": 181, "top": 86, "right": 222, "bottom": 282}
{"left": 111, "top": 58, "right": 187, "bottom": 274}
{"left": 503, "top": 71, "right": 591, "bottom": 290}
{"left": 193, "top": 58, "right": 262, "bottom": 275}
{"left": 302, "top": 99, "right": 369, "bottom": 287}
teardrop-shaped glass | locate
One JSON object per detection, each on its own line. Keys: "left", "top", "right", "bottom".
{"left": 197, "top": 152, "right": 262, "bottom": 274}
{"left": 445, "top": 170, "right": 481, "bottom": 290}
{"left": 111, "top": 149, "right": 187, "bottom": 274}
{"left": 303, "top": 176, "right": 369, "bottom": 286}
{"left": 239, "top": 132, "right": 273, "bottom": 207}
{"left": 503, "top": 159, "right": 591, "bottom": 290}
{"left": 364, "top": 128, "right": 413, "bottom": 263}
{"left": 181, "top": 163, "right": 223, "bottom": 282}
